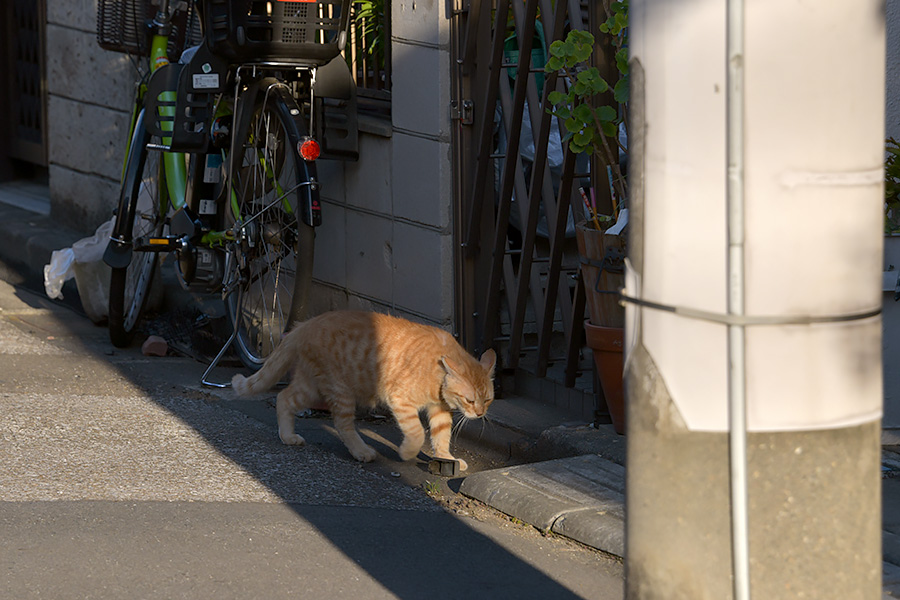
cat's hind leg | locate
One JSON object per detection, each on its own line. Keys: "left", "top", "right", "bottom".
{"left": 329, "top": 393, "right": 378, "bottom": 463}
{"left": 276, "top": 377, "right": 316, "bottom": 446}
{"left": 426, "top": 403, "right": 467, "bottom": 471}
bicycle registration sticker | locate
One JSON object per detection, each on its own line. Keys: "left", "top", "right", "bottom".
{"left": 192, "top": 73, "right": 220, "bottom": 90}
{"left": 204, "top": 154, "right": 222, "bottom": 184}
{"left": 199, "top": 199, "right": 217, "bottom": 215}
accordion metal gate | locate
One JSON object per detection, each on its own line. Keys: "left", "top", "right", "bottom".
{"left": 449, "top": 0, "right": 610, "bottom": 401}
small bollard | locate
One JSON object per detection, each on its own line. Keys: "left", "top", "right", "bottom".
{"left": 428, "top": 457, "right": 460, "bottom": 477}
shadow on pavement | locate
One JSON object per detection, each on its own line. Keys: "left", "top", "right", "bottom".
{"left": 3, "top": 280, "right": 600, "bottom": 599}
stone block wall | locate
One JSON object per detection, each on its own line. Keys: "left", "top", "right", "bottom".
{"left": 46, "top": 0, "right": 133, "bottom": 232}
{"left": 309, "top": 0, "right": 455, "bottom": 328}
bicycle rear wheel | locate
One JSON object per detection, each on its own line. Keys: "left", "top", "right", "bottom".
{"left": 108, "top": 112, "right": 166, "bottom": 348}
{"left": 226, "top": 83, "right": 315, "bottom": 370}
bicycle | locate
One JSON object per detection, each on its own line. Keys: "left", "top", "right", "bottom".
{"left": 97, "top": 0, "right": 358, "bottom": 385}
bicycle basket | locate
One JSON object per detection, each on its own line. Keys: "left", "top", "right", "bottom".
{"left": 97, "top": 0, "right": 202, "bottom": 57}
{"left": 202, "top": 0, "right": 350, "bottom": 65}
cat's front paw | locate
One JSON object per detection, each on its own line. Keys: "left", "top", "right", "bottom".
{"left": 351, "top": 444, "right": 378, "bottom": 463}
{"left": 398, "top": 441, "right": 422, "bottom": 462}
{"left": 280, "top": 433, "right": 306, "bottom": 446}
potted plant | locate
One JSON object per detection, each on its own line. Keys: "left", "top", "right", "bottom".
{"left": 545, "top": 2, "right": 628, "bottom": 432}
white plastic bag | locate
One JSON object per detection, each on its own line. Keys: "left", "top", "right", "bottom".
{"left": 43, "top": 217, "right": 115, "bottom": 322}
{"left": 43, "top": 248, "right": 75, "bottom": 300}
{"left": 71, "top": 217, "right": 114, "bottom": 264}
{"left": 72, "top": 260, "right": 111, "bottom": 323}
{"left": 69, "top": 217, "right": 115, "bottom": 323}
{"left": 43, "top": 184, "right": 157, "bottom": 322}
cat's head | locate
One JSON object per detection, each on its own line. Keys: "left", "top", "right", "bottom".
{"left": 439, "top": 349, "right": 497, "bottom": 419}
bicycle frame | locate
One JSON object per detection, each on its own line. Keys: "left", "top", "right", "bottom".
{"left": 149, "top": 31, "right": 187, "bottom": 213}
{"left": 103, "top": 0, "right": 334, "bottom": 386}
{"left": 104, "top": 4, "right": 187, "bottom": 269}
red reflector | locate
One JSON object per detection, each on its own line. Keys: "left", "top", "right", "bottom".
{"left": 298, "top": 138, "right": 320, "bottom": 161}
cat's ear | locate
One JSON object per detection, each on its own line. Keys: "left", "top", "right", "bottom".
{"left": 479, "top": 349, "right": 497, "bottom": 376}
{"left": 440, "top": 356, "right": 463, "bottom": 379}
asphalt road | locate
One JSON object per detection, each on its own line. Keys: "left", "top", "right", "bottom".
{"left": 0, "top": 278, "right": 624, "bottom": 599}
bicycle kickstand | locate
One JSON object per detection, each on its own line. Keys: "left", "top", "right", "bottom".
{"left": 200, "top": 287, "right": 242, "bottom": 388}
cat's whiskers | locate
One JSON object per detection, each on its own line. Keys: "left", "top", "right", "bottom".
{"left": 451, "top": 413, "right": 469, "bottom": 442}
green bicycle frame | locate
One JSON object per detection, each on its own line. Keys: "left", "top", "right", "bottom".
{"left": 150, "top": 33, "right": 187, "bottom": 212}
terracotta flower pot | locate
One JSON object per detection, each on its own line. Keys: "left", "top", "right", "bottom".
{"left": 575, "top": 222, "right": 626, "bottom": 328}
{"left": 584, "top": 321, "right": 625, "bottom": 435}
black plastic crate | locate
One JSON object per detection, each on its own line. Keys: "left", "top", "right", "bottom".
{"left": 97, "top": 0, "right": 201, "bottom": 57}
{"left": 203, "top": 0, "right": 349, "bottom": 65}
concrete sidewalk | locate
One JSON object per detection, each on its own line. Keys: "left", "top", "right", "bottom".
{"left": 1, "top": 185, "right": 899, "bottom": 597}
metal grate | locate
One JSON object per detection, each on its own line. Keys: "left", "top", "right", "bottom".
{"left": 7, "top": 0, "right": 47, "bottom": 165}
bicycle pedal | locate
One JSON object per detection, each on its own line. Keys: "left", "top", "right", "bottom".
{"left": 135, "top": 236, "right": 182, "bottom": 252}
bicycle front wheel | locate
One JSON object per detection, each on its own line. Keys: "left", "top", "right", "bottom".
{"left": 108, "top": 112, "right": 166, "bottom": 348}
{"left": 226, "top": 83, "right": 315, "bottom": 370}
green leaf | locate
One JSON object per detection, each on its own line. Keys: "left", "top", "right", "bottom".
{"left": 547, "top": 90, "right": 565, "bottom": 105}
{"left": 615, "top": 48, "right": 629, "bottom": 74}
{"left": 601, "top": 120, "right": 617, "bottom": 137}
{"left": 573, "top": 81, "right": 587, "bottom": 96}
{"left": 545, "top": 56, "right": 563, "bottom": 72}
{"left": 595, "top": 105, "right": 617, "bottom": 122}
{"left": 613, "top": 77, "right": 629, "bottom": 103}
{"left": 574, "top": 129, "right": 592, "bottom": 146}
{"left": 553, "top": 106, "right": 571, "bottom": 120}
{"left": 576, "top": 68, "right": 608, "bottom": 94}
{"left": 590, "top": 75, "right": 610, "bottom": 94}
{"left": 570, "top": 30, "right": 594, "bottom": 46}
{"left": 564, "top": 117, "right": 581, "bottom": 134}
{"left": 570, "top": 140, "right": 594, "bottom": 155}
{"left": 573, "top": 43, "right": 592, "bottom": 62}
{"left": 574, "top": 103, "right": 594, "bottom": 122}
{"left": 548, "top": 40, "right": 565, "bottom": 58}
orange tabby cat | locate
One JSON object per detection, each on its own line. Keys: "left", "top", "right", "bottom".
{"left": 231, "top": 310, "right": 496, "bottom": 470}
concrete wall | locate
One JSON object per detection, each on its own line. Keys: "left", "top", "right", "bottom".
{"left": 304, "top": 0, "right": 456, "bottom": 328}
{"left": 46, "top": 0, "right": 133, "bottom": 231}
{"left": 45, "top": 0, "right": 455, "bottom": 329}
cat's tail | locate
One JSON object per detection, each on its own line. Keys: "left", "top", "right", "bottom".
{"left": 231, "top": 325, "right": 300, "bottom": 396}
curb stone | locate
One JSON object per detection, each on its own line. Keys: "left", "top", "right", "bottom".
{"left": 458, "top": 454, "right": 625, "bottom": 557}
